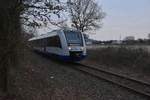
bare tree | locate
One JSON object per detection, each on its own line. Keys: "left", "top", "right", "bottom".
{"left": 21, "top": 0, "right": 65, "bottom": 28}
{"left": 0, "top": 0, "right": 64, "bottom": 93}
{"left": 67, "top": 0, "right": 105, "bottom": 32}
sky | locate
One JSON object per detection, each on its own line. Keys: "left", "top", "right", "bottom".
{"left": 37, "top": 0, "right": 150, "bottom": 40}
{"left": 89, "top": 0, "right": 150, "bottom": 40}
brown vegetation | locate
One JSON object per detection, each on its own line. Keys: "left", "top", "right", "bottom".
{"left": 87, "top": 47, "right": 150, "bottom": 75}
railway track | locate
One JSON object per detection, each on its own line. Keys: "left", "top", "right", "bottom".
{"left": 72, "top": 63, "right": 150, "bottom": 97}
{"left": 34, "top": 51, "right": 150, "bottom": 97}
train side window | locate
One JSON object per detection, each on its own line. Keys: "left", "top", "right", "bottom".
{"left": 47, "top": 36, "right": 61, "bottom": 48}
{"left": 33, "top": 39, "right": 42, "bottom": 47}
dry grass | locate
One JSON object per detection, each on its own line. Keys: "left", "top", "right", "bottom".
{"left": 87, "top": 47, "right": 150, "bottom": 75}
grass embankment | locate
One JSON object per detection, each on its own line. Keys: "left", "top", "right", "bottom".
{"left": 87, "top": 47, "right": 150, "bottom": 75}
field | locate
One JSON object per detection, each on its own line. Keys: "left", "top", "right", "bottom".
{"left": 82, "top": 45, "right": 150, "bottom": 83}
{"left": 87, "top": 44, "right": 150, "bottom": 52}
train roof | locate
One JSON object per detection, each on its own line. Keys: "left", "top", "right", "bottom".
{"left": 28, "top": 30, "right": 61, "bottom": 41}
{"left": 28, "top": 28, "right": 80, "bottom": 41}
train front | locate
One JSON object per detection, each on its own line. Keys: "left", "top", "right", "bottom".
{"left": 63, "top": 30, "right": 87, "bottom": 62}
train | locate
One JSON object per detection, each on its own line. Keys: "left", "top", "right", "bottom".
{"left": 28, "top": 29, "right": 87, "bottom": 61}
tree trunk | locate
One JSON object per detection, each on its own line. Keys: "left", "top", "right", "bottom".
{"left": 0, "top": 0, "right": 22, "bottom": 93}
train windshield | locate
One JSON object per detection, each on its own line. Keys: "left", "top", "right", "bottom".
{"left": 64, "top": 30, "right": 83, "bottom": 46}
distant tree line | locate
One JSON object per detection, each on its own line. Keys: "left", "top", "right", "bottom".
{"left": 89, "top": 39, "right": 150, "bottom": 45}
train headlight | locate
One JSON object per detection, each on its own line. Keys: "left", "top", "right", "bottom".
{"left": 81, "top": 47, "right": 84, "bottom": 50}
{"left": 68, "top": 47, "right": 72, "bottom": 50}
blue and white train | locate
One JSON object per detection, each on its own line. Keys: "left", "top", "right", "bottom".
{"left": 29, "top": 29, "right": 87, "bottom": 61}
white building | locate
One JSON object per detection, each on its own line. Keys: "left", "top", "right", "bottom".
{"left": 148, "top": 33, "right": 150, "bottom": 39}
{"left": 124, "top": 36, "right": 135, "bottom": 41}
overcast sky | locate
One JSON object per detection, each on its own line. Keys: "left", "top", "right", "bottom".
{"left": 37, "top": 0, "right": 150, "bottom": 40}
{"left": 89, "top": 0, "right": 150, "bottom": 40}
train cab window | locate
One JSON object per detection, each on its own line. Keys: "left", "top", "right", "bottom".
{"left": 64, "top": 30, "right": 83, "bottom": 46}
{"left": 47, "top": 36, "right": 61, "bottom": 48}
